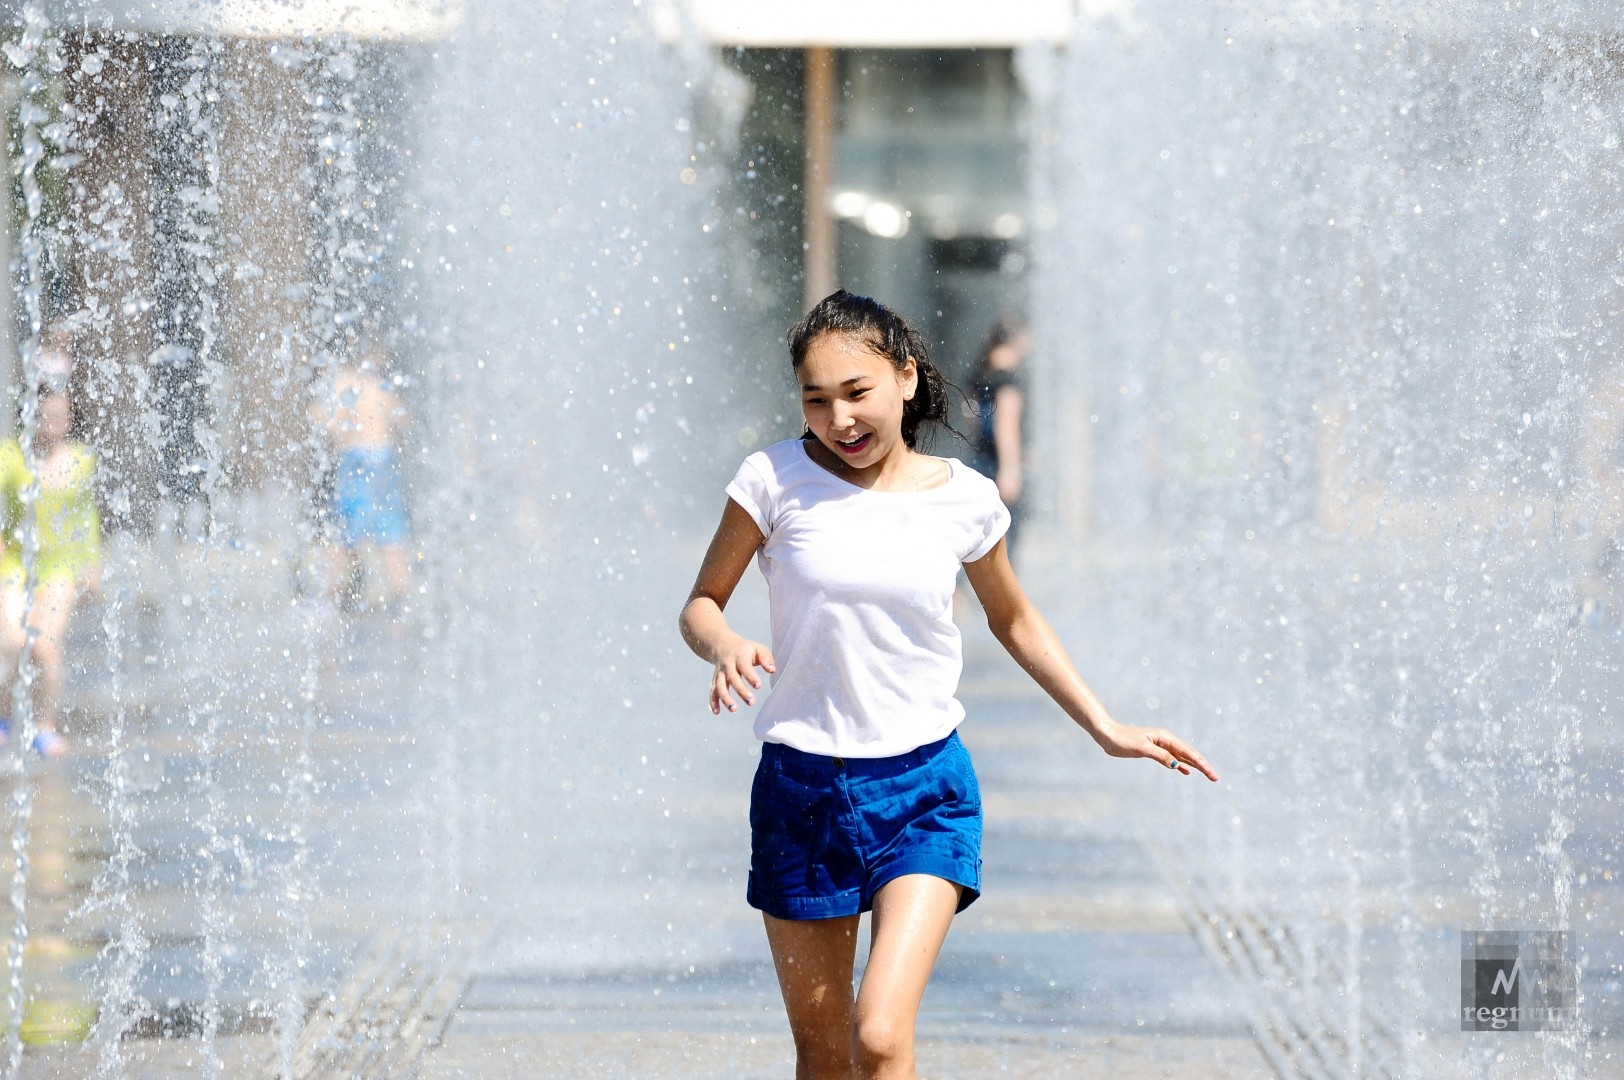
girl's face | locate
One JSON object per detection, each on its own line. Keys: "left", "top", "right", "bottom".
{"left": 798, "top": 332, "right": 917, "bottom": 470}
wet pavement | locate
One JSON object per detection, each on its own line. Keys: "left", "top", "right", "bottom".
{"left": 407, "top": 541, "right": 1624, "bottom": 1080}
{"left": 416, "top": 620, "right": 1277, "bottom": 1079}
{"left": 0, "top": 554, "right": 433, "bottom": 1077}
{"left": 0, "top": 537, "right": 1618, "bottom": 1077}
{"left": 0, "top": 587, "right": 1284, "bottom": 1079}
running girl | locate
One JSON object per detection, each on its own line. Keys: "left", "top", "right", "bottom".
{"left": 679, "top": 291, "right": 1218, "bottom": 1079}
{"left": 0, "top": 388, "right": 100, "bottom": 758}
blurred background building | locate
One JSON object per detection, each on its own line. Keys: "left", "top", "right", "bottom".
{"left": 0, "top": 1, "right": 457, "bottom": 530}
{"left": 682, "top": 0, "right": 1066, "bottom": 389}
{"left": 1, "top": 0, "right": 1078, "bottom": 532}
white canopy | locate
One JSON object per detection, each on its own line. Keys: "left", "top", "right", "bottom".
{"left": 19, "top": 0, "right": 464, "bottom": 41}
{"left": 651, "top": 0, "right": 1075, "bottom": 47}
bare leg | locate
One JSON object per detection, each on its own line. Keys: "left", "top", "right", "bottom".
{"left": 764, "top": 912, "right": 860, "bottom": 1080}
{"left": 0, "top": 586, "right": 24, "bottom": 715}
{"left": 852, "top": 875, "right": 961, "bottom": 1080}
{"left": 326, "top": 543, "right": 356, "bottom": 609}
{"left": 27, "top": 578, "right": 77, "bottom": 741}
{"left": 380, "top": 544, "right": 412, "bottom": 601}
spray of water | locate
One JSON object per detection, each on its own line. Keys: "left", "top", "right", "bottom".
{"left": 1039, "top": 4, "right": 1617, "bottom": 1075}
{"left": 3, "top": 5, "right": 51, "bottom": 1072}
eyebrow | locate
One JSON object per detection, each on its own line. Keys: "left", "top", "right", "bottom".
{"left": 800, "top": 376, "right": 872, "bottom": 392}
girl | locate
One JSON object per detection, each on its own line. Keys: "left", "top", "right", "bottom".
{"left": 679, "top": 291, "right": 1217, "bottom": 1080}
{"left": 0, "top": 388, "right": 100, "bottom": 757}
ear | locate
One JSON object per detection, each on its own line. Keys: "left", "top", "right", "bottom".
{"left": 900, "top": 358, "right": 918, "bottom": 401}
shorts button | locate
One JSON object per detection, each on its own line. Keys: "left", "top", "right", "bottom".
{"left": 831, "top": 757, "right": 845, "bottom": 769}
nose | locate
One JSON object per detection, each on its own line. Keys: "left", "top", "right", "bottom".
{"left": 829, "top": 401, "right": 854, "bottom": 429}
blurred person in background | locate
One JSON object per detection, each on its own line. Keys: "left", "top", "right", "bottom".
{"left": 967, "top": 315, "right": 1031, "bottom": 560}
{"left": 0, "top": 379, "right": 100, "bottom": 758}
{"left": 311, "top": 336, "right": 414, "bottom": 614}
{"left": 1578, "top": 362, "right": 1624, "bottom": 628}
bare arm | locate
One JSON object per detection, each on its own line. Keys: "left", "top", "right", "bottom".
{"left": 964, "top": 539, "right": 1219, "bottom": 780}
{"left": 679, "top": 499, "right": 777, "bottom": 714}
{"left": 992, "top": 384, "right": 1023, "bottom": 504}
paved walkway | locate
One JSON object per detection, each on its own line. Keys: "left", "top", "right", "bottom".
{"left": 5, "top": 603, "right": 1277, "bottom": 1079}
{"left": 2, "top": 537, "right": 1615, "bottom": 1078}
{"left": 416, "top": 638, "right": 1277, "bottom": 1078}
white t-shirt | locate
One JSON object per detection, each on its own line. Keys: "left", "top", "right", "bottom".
{"left": 725, "top": 438, "right": 1011, "bottom": 758}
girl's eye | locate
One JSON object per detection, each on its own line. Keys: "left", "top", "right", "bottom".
{"left": 850, "top": 389, "right": 867, "bottom": 399}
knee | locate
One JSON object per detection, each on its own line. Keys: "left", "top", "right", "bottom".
{"left": 852, "top": 1013, "right": 911, "bottom": 1073}
{"left": 786, "top": 1008, "right": 851, "bottom": 1071}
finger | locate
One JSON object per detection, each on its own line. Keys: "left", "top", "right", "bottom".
{"left": 714, "top": 672, "right": 738, "bottom": 713}
{"left": 1155, "top": 732, "right": 1220, "bottom": 782}
{"left": 1183, "top": 752, "right": 1219, "bottom": 781}
{"left": 1132, "top": 733, "right": 1185, "bottom": 773}
{"left": 758, "top": 648, "right": 777, "bottom": 675}
{"left": 726, "top": 667, "right": 756, "bottom": 706}
{"left": 1164, "top": 738, "right": 1218, "bottom": 782}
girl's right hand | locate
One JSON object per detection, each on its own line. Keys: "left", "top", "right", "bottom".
{"left": 711, "top": 637, "right": 776, "bottom": 715}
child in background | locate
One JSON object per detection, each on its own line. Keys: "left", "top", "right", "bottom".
{"left": 312, "top": 337, "right": 413, "bottom": 613}
{"left": 0, "top": 388, "right": 100, "bottom": 757}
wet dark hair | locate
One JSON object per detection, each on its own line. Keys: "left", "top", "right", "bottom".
{"left": 787, "top": 290, "right": 955, "bottom": 450}
{"left": 971, "top": 312, "right": 1028, "bottom": 384}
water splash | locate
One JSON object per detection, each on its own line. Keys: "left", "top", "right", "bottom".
{"left": 4, "top": 5, "right": 53, "bottom": 1073}
{"left": 1040, "top": 4, "right": 1614, "bottom": 1075}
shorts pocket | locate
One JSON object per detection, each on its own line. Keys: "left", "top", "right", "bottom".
{"left": 750, "top": 770, "right": 823, "bottom": 872}
{"left": 880, "top": 749, "right": 981, "bottom": 845}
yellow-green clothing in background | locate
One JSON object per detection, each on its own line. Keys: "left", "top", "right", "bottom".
{"left": 0, "top": 439, "right": 99, "bottom": 589}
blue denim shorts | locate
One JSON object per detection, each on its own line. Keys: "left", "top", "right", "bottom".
{"left": 747, "top": 731, "right": 983, "bottom": 921}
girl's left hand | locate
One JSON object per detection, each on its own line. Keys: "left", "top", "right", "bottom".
{"left": 1096, "top": 723, "right": 1220, "bottom": 781}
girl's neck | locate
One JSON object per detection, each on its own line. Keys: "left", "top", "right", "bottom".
{"left": 805, "top": 438, "right": 935, "bottom": 493}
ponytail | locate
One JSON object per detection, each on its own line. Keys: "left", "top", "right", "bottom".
{"left": 788, "top": 289, "right": 957, "bottom": 450}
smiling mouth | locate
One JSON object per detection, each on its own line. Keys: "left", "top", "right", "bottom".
{"left": 835, "top": 433, "right": 873, "bottom": 455}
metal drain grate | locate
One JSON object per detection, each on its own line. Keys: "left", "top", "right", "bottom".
{"left": 267, "top": 922, "right": 483, "bottom": 1080}
{"left": 1149, "top": 842, "right": 1408, "bottom": 1080}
